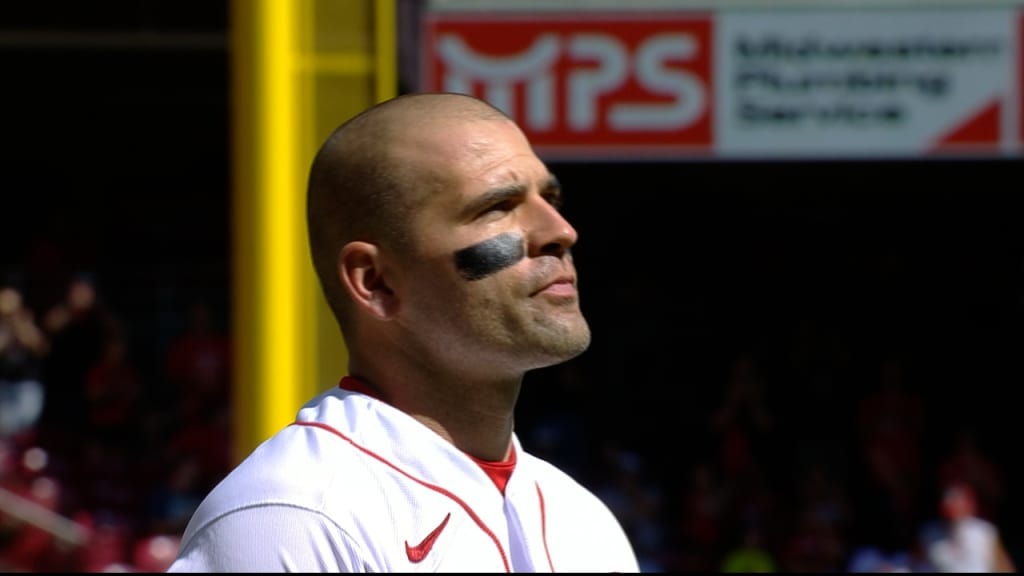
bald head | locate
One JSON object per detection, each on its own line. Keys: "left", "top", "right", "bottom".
{"left": 307, "top": 92, "right": 513, "bottom": 331}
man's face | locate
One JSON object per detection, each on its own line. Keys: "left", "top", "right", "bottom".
{"left": 386, "top": 117, "right": 591, "bottom": 377}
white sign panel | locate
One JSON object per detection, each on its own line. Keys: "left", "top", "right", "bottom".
{"left": 716, "top": 8, "right": 1018, "bottom": 158}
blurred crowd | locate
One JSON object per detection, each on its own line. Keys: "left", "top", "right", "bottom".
{"left": 1, "top": 264, "right": 1017, "bottom": 572}
{"left": 1, "top": 271, "right": 231, "bottom": 572}
{"left": 518, "top": 352, "right": 1018, "bottom": 573}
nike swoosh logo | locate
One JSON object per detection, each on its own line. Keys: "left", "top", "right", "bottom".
{"left": 405, "top": 512, "right": 451, "bottom": 563}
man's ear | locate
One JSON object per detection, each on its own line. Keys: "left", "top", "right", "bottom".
{"left": 338, "top": 241, "right": 396, "bottom": 319}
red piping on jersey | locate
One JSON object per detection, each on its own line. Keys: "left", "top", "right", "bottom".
{"left": 536, "top": 482, "right": 555, "bottom": 571}
{"left": 291, "top": 420, "right": 512, "bottom": 572}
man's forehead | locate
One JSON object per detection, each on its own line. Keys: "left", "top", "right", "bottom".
{"left": 407, "top": 118, "right": 536, "bottom": 175}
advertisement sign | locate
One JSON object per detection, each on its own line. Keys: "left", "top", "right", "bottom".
{"left": 420, "top": 3, "right": 1024, "bottom": 160}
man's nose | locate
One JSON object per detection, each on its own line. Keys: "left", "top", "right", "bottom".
{"left": 524, "top": 198, "right": 578, "bottom": 257}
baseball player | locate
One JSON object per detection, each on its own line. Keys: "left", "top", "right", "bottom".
{"left": 167, "top": 92, "right": 640, "bottom": 572}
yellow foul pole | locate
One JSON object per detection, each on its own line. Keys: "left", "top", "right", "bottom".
{"left": 230, "top": 0, "right": 396, "bottom": 463}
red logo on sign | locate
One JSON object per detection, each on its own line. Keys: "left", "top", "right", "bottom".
{"left": 422, "top": 12, "right": 714, "bottom": 157}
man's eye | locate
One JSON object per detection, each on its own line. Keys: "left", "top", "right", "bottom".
{"left": 545, "top": 195, "right": 564, "bottom": 210}
{"left": 484, "top": 200, "right": 517, "bottom": 215}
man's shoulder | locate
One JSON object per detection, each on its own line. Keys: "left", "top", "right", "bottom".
{"left": 189, "top": 390, "right": 389, "bottom": 516}
{"left": 516, "top": 448, "right": 610, "bottom": 509}
{"left": 197, "top": 424, "right": 371, "bottom": 512}
{"left": 514, "top": 449, "right": 640, "bottom": 572}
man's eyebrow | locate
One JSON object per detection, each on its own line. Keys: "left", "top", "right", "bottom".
{"left": 463, "top": 184, "right": 524, "bottom": 218}
{"left": 543, "top": 174, "right": 562, "bottom": 197}
{"left": 462, "top": 174, "right": 560, "bottom": 217}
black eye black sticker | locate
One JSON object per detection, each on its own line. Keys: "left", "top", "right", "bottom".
{"left": 453, "top": 232, "right": 525, "bottom": 281}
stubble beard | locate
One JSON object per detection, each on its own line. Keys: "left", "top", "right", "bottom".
{"left": 531, "top": 309, "right": 592, "bottom": 367}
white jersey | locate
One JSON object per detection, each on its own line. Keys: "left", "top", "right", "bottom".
{"left": 919, "top": 516, "right": 1001, "bottom": 573}
{"left": 168, "top": 384, "right": 639, "bottom": 572}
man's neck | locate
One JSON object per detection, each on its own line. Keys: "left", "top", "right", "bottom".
{"left": 341, "top": 372, "right": 519, "bottom": 462}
